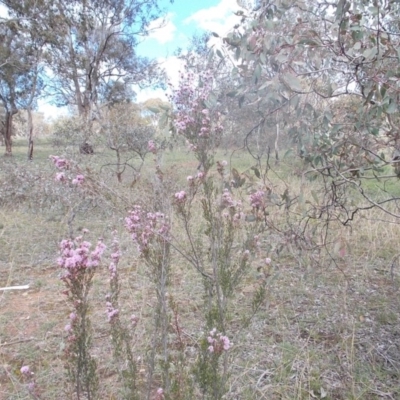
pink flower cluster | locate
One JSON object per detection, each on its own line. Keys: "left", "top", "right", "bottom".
{"left": 57, "top": 235, "right": 106, "bottom": 272}
{"left": 65, "top": 312, "right": 78, "bottom": 333}
{"left": 250, "top": 190, "right": 266, "bottom": 210}
{"left": 125, "top": 206, "right": 170, "bottom": 254}
{"left": 221, "top": 189, "right": 236, "bottom": 208}
{"left": 174, "top": 190, "right": 187, "bottom": 203}
{"left": 50, "top": 155, "right": 85, "bottom": 186}
{"left": 186, "top": 170, "right": 206, "bottom": 186}
{"left": 72, "top": 174, "right": 85, "bottom": 185}
{"left": 55, "top": 172, "right": 66, "bottom": 182}
{"left": 106, "top": 301, "right": 119, "bottom": 323}
{"left": 220, "top": 189, "right": 245, "bottom": 225}
{"left": 108, "top": 231, "right": 120, "bottom": 281}
{"left": 207, "top": 328, "right": 231, "bottom": 354}
{"left": 20, "top": 366, "right": 31, "bottom": 376}
{"left": 50, "top": 155, "right": 70, "bottom": 170}
{"left": 170, "top": 69, "right": 223, "bottom": 144}
{"left": 155, "top": 387, "right": 164, "bottom": 400}
{"left": 148, "top": 140, "right": 157, "bottom": 154}
{"left": 20, "top": 365, "right": 37, "bottom": 394}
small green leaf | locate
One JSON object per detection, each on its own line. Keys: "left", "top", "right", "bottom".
{"left": 251, "top": 166, "right": 261, "bottom": 178}
{"left": 311, "top": 190, "right": 319, "bottom": 204}
{"left": 363, "top": 47, "right": 377, "bottom": 60}
{"left": 147, "top": 106, "right": 160, "bottom": 114}
{"left": 253, "top": 64, "right": 261, "bottom": 85}
{"left": 283, "top": 73, "right": 303, "bottom": 92}
{"left": 386, "top": 101, "right": 398, "bottom": 114}
{"left": 226, "top": 90, "right": 238, "bottom": 98}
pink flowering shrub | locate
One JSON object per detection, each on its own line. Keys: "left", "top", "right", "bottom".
{"left": 126, "top": 205, "right": 172, "bottom": 395}
{"left": 105, "top": 232, "right": 138, "bottom": 398}
{"left": 170, "top": 69, "right": 224, "bottom": 171}
{"left": 58, "top": 232, "right": 105, "bottom": 399}
{"left": 250, "top": 190, "right": 266, "bottom": 210}
{"left": 125, "top": 206, "right": 170, "bottom": 256}
{"left": 50, "top": 155, "right": 70, "bottom": 170}
{"left": 58, "top": 235, "right": 105, "bottom": 271}
{"left": 207, "top": 329, "right": 231, "bottom": 354}
{"left": 50, "top": 155, "right": 86, "bottom": 188}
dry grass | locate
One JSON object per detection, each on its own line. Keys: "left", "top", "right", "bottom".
{"left": 1, "top": 139, "right": 400, "bottom": 399}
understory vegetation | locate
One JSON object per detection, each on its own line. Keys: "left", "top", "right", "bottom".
{"left": 2, "top": 0, "right": 400, "bottom": 399}
{"left": 1, "top": 138, "right": 400, "bottom": 400}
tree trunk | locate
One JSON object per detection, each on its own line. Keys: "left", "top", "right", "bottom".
{"left": 27, "top": 107, "right": 34, "bottom": 160}
{"left": 275, "top": 122, "right": 280, "bottom": 165}
{"left": 0, "top": 123, "right": 4, "bottom": 147}
{"left": 4, "top": 110, "right": 16, "bottom": 156}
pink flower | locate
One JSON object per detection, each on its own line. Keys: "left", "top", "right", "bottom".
{"left": 131, "top": 314, "right": 139, "bottom": 327}
{"left": 126, "top": 206, "right": 170, "bottom": 254}
{"left": 221, "top": 189, "right": 235, "bottom": 208}
{"left": 20, "top": 366, "right": 30, "bottom": 376}
{"left": 220, "top": 335, "right": 231, "bottom": 350}
{"left": 207, "top": 329, "right": 232, "bottom": 354}
{"left": 197, "top": 171, "right": 205, "bottom": 180}
{"left": 174, "top": 190, "right": 187, "bottom": 203}
{"left": 69, "top": 312, "right": 77, "bottom": 321}
{"left": 55, "top": 172, "right": 66, "bottom": 182}
{"left": 265, "top": 257, "right": 271, "bottom": 265}
{"left": 50, "top": 155, "right": 69, "bottom": 170}
{"left": 148, "top": 140, "right": 157, "bottom": 154}
{"left": 72, "top": 174, "right": 85, "bottom": 185}
{"left": 250, "top": 190, "right": 265, "bottom": 209}
{"left": 155, "top": 387, "right": 165, "bottom": 400}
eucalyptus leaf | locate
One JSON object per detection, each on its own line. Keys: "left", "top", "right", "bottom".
{"left": 282, "top": 73, "right": 303, "bottom": 92}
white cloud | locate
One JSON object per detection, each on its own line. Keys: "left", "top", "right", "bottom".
{"left": 184, "top": 0, "right": 244, "bottom": 36}
{"left": 37, "top": 99, "right": 69, "bottom": 121}
{"left": 0, "top": 4, "right": 9, "bottom": 18}
{"left": 147, "top": 13, "right": 177, "bottom": 45}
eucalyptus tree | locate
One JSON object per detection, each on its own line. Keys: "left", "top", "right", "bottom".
{"left": 0, "top": 16, "right": 43, "bottom": 156}
{"left": 4, "top": 0, "right": 170, "bottom": 144}
{"left": 222, "top": 0, "right": 400, "bottom": 223}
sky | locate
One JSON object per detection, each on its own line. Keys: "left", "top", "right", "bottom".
{"left": 37, "top": 0, "right": 246, "bottom": 119}
{"left": 131, "top": 0, "right": 247, "bottom": 104}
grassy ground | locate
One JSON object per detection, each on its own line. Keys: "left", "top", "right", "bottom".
{"left": 1, "top": 139, "right": 400, "bottom": 399}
